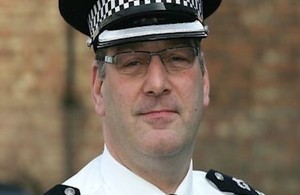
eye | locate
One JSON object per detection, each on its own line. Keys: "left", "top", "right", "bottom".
{"left": 120, "top": 59, "right": 145, "bottom": 68}
{"left": 164, "top": 54, "right": 190, "bottom": 65}
{"left": 169, "top": 55, "right": 189, "bottom": 62}
{"left": 117, "top": 57, "right": 148, "bottom": 75}
{"left": 117, "top": 52, "right": 148, "bottom": 69}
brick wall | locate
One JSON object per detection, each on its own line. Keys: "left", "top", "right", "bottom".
{"left": 0, "top": 0, "right": 299, "bottom": 194}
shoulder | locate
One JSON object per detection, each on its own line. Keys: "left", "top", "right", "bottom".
{"left": 193, "top": 169, "right": 264, "bottom": 195}
{"left": 44, "top": 155, "right": 104, "bottom": 195}
{"left": 64, "top": 155, "right": 103, "bottom": 188}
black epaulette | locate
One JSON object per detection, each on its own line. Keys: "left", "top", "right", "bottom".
{"left": 206, "top": 169, "right": 264, "bottom": 195}
{"left": 44, "top": 185, "right": 80, "bottom": 195}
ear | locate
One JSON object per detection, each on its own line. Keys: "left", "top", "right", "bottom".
{"left": 202, "top": 66, "right": 210, "bottom": 107}
{"left": 92, "top": 62, "right": 105, "bottom": 116}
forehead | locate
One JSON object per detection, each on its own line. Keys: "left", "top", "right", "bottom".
{"left": 107, "top": 39, "right": 198, "bottom": 53}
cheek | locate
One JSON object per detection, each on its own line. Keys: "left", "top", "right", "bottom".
{"left": 102, "top": 77, "right": 138, "bottom": 117}
{"left": 178, "top": 72, "right": 203, "bottom": 101}
{"left": 177, "top": 73, "right": 205, "bottom": 118}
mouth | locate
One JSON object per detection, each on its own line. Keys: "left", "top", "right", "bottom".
{"left": 140, "top": 109, "right": 178, "bottom": 117}
{"left": 138, "top": 109, "right": 178, "bottom": 128}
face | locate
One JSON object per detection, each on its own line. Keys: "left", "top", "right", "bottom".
{"left": 92, "top": 39, "right": 210, "bottom": 161}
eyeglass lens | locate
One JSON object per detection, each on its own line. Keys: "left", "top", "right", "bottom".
{"left": 107, "top": 47, "right": 198, "bottom": 75}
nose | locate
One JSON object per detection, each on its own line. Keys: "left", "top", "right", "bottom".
{"left": 142, "top": 56, "right": 171, "bottom": 96}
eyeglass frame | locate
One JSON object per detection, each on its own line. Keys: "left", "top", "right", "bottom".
{"left": 102, "top": 46, "right": 201, "bottom": 76}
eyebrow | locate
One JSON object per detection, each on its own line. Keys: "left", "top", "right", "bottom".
{"left": 113, "top": 43, "right": 142, "bottom": 53}
{"left": 111, "top": 39, "right": 196, "bottom": 54}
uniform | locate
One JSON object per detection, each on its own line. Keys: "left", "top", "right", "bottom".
{"left": 48, "top": 0, "right": 265, "bottom": 194}
{"left": 45, "top": 147, "right": 264, "bottom": 195}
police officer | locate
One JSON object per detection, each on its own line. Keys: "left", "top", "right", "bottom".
{"left": 45, "top": 0, "right": 264, "bottom": 194}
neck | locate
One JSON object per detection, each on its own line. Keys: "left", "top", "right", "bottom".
{"left": 135, "top": 156, "right": 192, "bottom": 194}
{"left": 106, "top": 142, "right": 194, "bottom": 194}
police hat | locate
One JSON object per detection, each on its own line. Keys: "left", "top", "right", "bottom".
{"left": 59, "top": 0, "right": 222, "bottom": 49}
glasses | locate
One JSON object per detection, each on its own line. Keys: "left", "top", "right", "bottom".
{"left": 104, "top": 46, "right": 199, "bottom": 75}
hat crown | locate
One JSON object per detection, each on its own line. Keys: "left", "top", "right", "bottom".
{"left": 59, "top": 0, "right": 222, "bottom": 49}
{"left": 88, "top": 0, "right": 204, "bottom": 40}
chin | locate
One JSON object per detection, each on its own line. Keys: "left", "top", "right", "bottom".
{"left": 141, "top": 136, "right": 184, "bottom": 157}
{"left": 135, "top": 127, "right": 193, "bottom": 157}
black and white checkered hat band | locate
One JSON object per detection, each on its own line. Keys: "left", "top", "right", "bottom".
{"left": 88, "top": 0, "right": 203, "bottom": 40}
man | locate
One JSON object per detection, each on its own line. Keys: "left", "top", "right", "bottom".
{"left": 45, "top": 0, "right": 264, "bottom": 194}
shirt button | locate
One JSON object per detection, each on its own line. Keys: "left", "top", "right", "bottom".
{"left": 64, "top": 187, "right": 76, "bottom": 195}
{"left": 215, "top": 172, "right": 224, "bottom": 181}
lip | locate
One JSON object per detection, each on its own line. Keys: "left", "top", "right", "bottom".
{"left": 138, "top": 109, "right": 178, "bottom": 123}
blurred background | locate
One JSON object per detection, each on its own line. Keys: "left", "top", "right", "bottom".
{"left": 0, "top": 0, "right": 299, "bottom": 194}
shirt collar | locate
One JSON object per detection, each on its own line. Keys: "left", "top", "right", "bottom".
{"left": 101, "top": 145, "right": 194, "bottom": 195}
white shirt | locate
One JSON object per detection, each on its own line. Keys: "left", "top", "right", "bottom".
{"left": 63, "top": 146, "right": 224, "bottom": 195}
